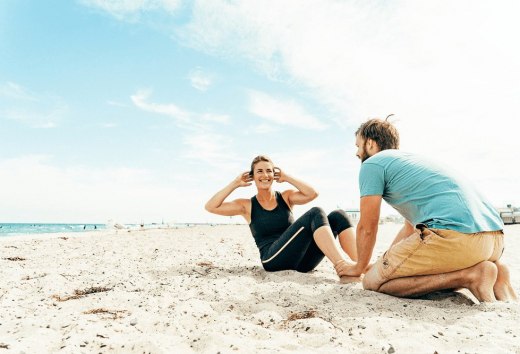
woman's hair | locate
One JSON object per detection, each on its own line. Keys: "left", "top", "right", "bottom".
{"left": 249, "top": 155, "right": 273, "bottom": 176}
{"left": 355, "top": 116, "right": 399, "bottom": 151}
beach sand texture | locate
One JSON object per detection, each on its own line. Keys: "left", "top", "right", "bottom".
{"left": 1, "top": 224, "right": 519, "bottom": 353}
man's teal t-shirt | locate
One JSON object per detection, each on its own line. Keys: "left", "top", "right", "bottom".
{"left": 359, "top": 150, "right": 503, "bottom": 233}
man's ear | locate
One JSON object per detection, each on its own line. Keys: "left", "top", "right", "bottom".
{"left": 366, "top": 138, "right": 374, "bottom": 150}
{"left": 366, "top": 139, "right": 379, "bottom": 153}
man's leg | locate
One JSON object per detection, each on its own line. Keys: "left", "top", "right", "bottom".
{"left": 493, "top": 260, "right": 518, "bottom": 301}
{"left": 363, "top": 261, "right": 498, "bottom": 302}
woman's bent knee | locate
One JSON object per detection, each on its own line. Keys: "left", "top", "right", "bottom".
{"left": 327, "top": 209, "right": 353, "bottom": 232}
{"left": 308, "top": 206, "right": 326, "bottom": 216}
{"left": 307, "top": 207, "right": 328, "bottom": 231}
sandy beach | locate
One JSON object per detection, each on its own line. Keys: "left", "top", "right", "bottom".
{"left": 1, "top": 223, "right": 519, "bottom": 353}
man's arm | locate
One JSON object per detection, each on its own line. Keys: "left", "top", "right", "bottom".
{"left": 355, "top": 195, "right": 382, "bottom": 271}
{"left": 338, "top": 195, "right": 382, "bottom": 277}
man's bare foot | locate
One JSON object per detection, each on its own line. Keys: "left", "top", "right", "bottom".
{"left": 493, "top": 261, "right": 518, "bottom": 301}
{"left": 463, "top": 261, "right": 498, "bottom": 302}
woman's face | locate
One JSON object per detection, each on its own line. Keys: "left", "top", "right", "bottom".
{"left": 252, "top": 161, "right": 275, "bottom": 189}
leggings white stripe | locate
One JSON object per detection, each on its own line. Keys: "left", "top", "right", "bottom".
{"left": 261, "top": 226, "right": 305, "bottom": 264}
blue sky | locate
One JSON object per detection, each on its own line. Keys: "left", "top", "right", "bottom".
{"left": 1, "top": 0, "right": 520, "bottom": 224}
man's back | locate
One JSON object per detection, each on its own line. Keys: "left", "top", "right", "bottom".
{"left": 359, "top": 149, "right": 503, "bottom": 233}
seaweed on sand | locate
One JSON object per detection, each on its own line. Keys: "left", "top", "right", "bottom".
{"left": 83, "top": 308, "right": 128, "bottom": 319}
{"left": 52, "top": 286, "right": 112, "bottom": 302}
{"left": 3, "top": 256, "right": 26, "bottom": 261}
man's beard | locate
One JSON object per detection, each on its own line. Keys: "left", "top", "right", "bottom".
{"left": 359, "top": 142, "right": 370, "bottom": 162}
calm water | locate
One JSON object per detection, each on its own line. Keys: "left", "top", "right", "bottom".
{"left": 0, "top": 223, "right": 105, "bottom": 237}
{"left": 0, "top": 222, "right": 210, "bottom": 238}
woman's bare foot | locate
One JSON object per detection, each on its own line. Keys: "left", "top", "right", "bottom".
{"left": 493, "top": 261, "right": 518, "bottom": 301}
{"left": 334, "top": 259, "right": 354, "bottom": 277}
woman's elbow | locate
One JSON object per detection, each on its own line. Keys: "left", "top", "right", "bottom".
{"left": 204, "top": 203, "right": 215, "bottom": 213}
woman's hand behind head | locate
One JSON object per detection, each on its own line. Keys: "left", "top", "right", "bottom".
{"left": 273, "top": 167, "right": 286, "bottom": 183}
{"left": 235, "top": 171, "right": 253, "bottom": 187}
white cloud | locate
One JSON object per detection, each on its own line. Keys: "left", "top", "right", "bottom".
{"left": 80, "top": 0, "right": 520, "bottom": 217}
{"left": 80, "top": 0, "right": 182, "bottom": 20}
{"left": 200, "top": 113, "right": 229, "bottom": 124}
{"left": 107, "top": 100, "right": 128, "bottom": 107}
{"left": 130, "top": 90, "right": 240, "bottom": 172}
{"left": 131, "top": 89, "right": 233, "bottom": 131}
{"left": 176, "top": 1, "right": 520, "bottom": 128}
{"left": 0, "top": 81, "right": 67, "bottom": 128}
{"left": 0, "top": 155, "right": 208, "bottom": 223}
{"left": 173, "top": 0, "right": 520, "bottom": 207}
{"left": 189, "top": 68, "right": 213, "bottom": 91}
{"left": 251, "top": 123, "right": 279, "bottom": 134}
{"left": 248, "top": 90, "right": 327, "bottom": 130}
{"left": 0, "top": 82, "right": 38, "bottom": 101}
{"left": 181, "top": 131, "right": 237, "bottom": 166}
{"left": 131, "top": 89, "right": 191, "bottom": 122}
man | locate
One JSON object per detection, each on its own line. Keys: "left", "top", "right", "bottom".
{"left": 337, "top": 118, "right": 517, "bottom": 302}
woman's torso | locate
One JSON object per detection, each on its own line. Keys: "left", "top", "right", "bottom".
{"left": 248, "top": 191, "right": 294, "bottom": 251}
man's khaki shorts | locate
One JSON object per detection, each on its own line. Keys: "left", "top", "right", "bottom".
{"left": 374, "top": 226, "right": 504, "bottom": 281}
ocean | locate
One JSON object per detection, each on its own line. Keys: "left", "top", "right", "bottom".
{"left": 0, "top": 222, "right": 211, "bottom": 238}
{"left": 0, "top": 223, "right": 105, "bottom": 237}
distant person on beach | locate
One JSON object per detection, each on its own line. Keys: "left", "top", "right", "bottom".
{"left": 336, "top": 117, "right": 517, "bottom": 302}
{"left": 205, "top": 155, "right": 357, "bottom": 276}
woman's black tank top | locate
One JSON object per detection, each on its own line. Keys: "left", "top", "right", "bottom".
{"left": 249, "top": 191, "right": 294, "bottom": 251}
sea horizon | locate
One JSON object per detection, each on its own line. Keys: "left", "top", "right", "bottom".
{"left": 0, "top": 221, "right": 246, "bottom": 237}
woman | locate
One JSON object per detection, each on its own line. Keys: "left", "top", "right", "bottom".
{"left": 205, "top": 155, "right": 357, "bottom": 276}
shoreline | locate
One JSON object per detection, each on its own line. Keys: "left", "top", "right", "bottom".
{"left": 1, "top": 224, "right": 519, "bottom": 353}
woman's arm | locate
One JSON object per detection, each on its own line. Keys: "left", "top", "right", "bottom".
{"left": 205, "top": 171, "right": 252, "bottom": 217}
{"left": 276, "top": 168, "right": 318, "bottom": 207}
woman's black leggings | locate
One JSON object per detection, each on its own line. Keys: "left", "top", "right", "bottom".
{"left": 260, "top": 207, "right": 353, "bottom": 272}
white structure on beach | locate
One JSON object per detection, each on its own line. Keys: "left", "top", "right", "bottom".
{"left": 497, "top": 205, "right": 520, "bottom": 225}
{"left": 344, "top": 208, "right": 360, "bottom": 222}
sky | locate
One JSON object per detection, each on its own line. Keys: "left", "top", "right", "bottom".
{"left": 1, "top": 0, "right": 520, "bottom": 224}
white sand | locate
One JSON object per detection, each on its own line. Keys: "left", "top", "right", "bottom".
{"left": 1, "top": 224, "right": 519, "bottom": 353}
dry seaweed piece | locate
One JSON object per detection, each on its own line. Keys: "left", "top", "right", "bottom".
{"left": 281, "top": 310, "right": 344, "bottom": 332}
{"left": 52, "top": 286, "right": 112, "bottom": 302}
{"left": 83, "top": 308, "right": 128, "bottom": 319}
{"left": 74, "top": 286, "right": 112, "bottom": 296}
{"left": 279, "top": 310, "right": 319, "bottom": 329}
{"left": 3, "top": 256, "right": 26, "bottom": 261}
{"left": 286, "top": 310, "right": 318, "bottom": 321}
{"left": 22, "top": 273, "right": 48, "bottom": 280}
{"left": 194, "top": 261, "right": 216, "bottom": 275}
{"left": 0, "top": 343, "right": 9, "bottom": 349}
